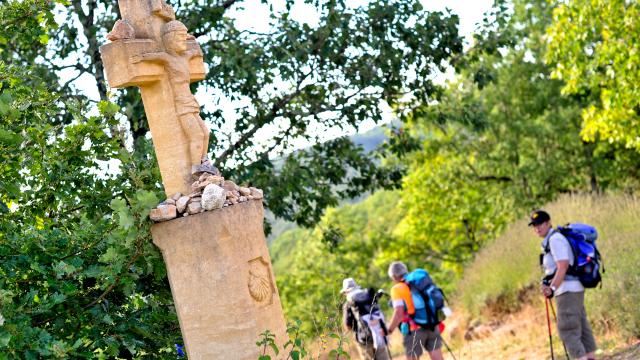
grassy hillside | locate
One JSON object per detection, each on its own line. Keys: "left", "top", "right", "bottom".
{"left": 455, "top": 194, "right": 640, "bottom": 341}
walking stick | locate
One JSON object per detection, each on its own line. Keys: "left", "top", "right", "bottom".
{"left": 545, "top": 297, "right": 555, "bottom": 360}
{"left": 548, "top": 299, "right": 570, "bottom": 360}
{"left": 439, "top": 336, "right": 458, "bottom": 360}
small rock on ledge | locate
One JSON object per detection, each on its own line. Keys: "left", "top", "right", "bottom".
{"left": 201, "top": 184, "right": 225, "bottom": 211}
{"left": 150, "top": 204, "right": 177, "bottom": 222}
{"left": 149, "top": 167, "right": 265, "bottom": 222}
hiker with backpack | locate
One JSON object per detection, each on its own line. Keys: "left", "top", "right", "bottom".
{"left": 530, "top": 210, "right": 598, "bottom": 360}
{"left": 386, "top": 262, "right": 445, "bottom": 360}
{"left": 341, "top": 278, "right": 391, "bottom": 360}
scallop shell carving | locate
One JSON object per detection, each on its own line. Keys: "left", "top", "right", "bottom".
{"left": 248, "top": 270, "right": 271, "bottom": 302}
{"left": 247, "top": 257, "right": 274, "bottom": 304}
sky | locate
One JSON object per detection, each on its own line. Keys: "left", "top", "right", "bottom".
{"left": 57, "top": 0, "right": 495, "bottom": 158}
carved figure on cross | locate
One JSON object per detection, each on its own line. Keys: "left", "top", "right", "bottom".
{"left": 100, "top": 0, "right": 211, "bottom": 196}
{"left": 130, "top": 20, "right": 210, "bottom": 165}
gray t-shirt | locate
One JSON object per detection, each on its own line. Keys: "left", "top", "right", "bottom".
{"left": 541, "top": 229, "right": 584, "bottom": 295}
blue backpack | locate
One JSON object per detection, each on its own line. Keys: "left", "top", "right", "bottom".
{"left": 546, "top": 223, "right": 603, "bottom": 288}
{"left": 404, "top": 269, "right": 447, "bottom": 326}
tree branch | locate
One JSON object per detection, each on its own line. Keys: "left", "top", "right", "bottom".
{"left": 72, "top": 0, "right": 108, "bottom": 101}
{"left": 220, "top": 0, "right": 240, "bottom": 9}
{"left": 84, "top": 249, "right": 142, "bottom": 309}
{"left": 214, "top": 71, "right": 312, "bottom": 165}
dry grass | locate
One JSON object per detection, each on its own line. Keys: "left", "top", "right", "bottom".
{"left": 451, "top": 194, "right": 640, "bottom": 355}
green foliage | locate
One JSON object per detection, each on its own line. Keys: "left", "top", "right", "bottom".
{"left": 455, "top": 194, "right": 640, "bottom": 341}
{"left": 255, "top": 320, "right": 352, "bottom": 359}
{"left": 0, "top": 59, "right": 182, "bottom": 357}
{"left": 390, "top": 0, "right": 640, "bottom": 278}
{"left": 256, "top": 329, "right": 279, "bottom": 359}
{"left": 34, "top": 0, "right": 464, "bottom": 228}
{"left": 272, "top": 190, "right": 402, "bottom": 335}
{"left": 546, "top": 0, "right": 640, "bottom": 150}
{"left": 0, "top": 3, "right": 182, "bottom": 355}
{"left": 0, "top": 0, "right": 59, "bottom": 62}
{"left": 0, "top": 0, "right": 466, "bottom": 355}
{"left": 271, "top": 0, "right": 640, "bottom": 343}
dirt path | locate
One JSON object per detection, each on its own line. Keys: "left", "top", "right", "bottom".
{"left": 382, "top": 302, "right": 639, "bottom": 360}
{"left": 601, "top": 343, "right": 640, "bottom": 360}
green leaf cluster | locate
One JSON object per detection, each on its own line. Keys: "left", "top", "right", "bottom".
{"left": 546, "top": 0, "right": 640, "bottom": 150}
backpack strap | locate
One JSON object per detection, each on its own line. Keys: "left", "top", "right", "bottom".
{"left": 547, "top": 227, "right": 579, "bottom": 280}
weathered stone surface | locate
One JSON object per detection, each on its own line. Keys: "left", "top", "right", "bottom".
{"left": 201, "top": 184, "right": 225, "bottom": 211}
{"left": 238, "top": 187, "right": 251, "bottom": 196}
{"left": 171, "top": 192, "right": 182, "bottom": 201}
{"left": 150, "top": 204, "right": 177, "bottom": 222}
{"left": 164, "top": 198, "right": 176, "bottom": 205}
{"left": 176, "top": 196, "right": 190, "bottom": 213}
{"left": 239, "top": 196, "right": 247, "bottom": 203}
{"left": 191, "top": 181, "right": 206, "bottom": 193}
{"left": 198, "top": 172, "right": 213, "bottom": 182}
{"left": 249, "top": 187, "right": 263, "bottom": 200}
{"left": 151, "top": 201, "right": 287, "bottom": 359}
{"left": 198, "top": 173, "right": 224, "bottom": 184}
{"left": 191, "top": 175, "right": 224, "bottom": 192}
{"left": 106, "top": 19, "right": 135, "bottom": 41}
{"left": 100, "top": 0, "right": 206, "bottom": 197}
{"left": 222, "top": 180, "right": 239, "bottom": 193}
{"left": 187, "top": 201, "right": 202, "bottom": 215}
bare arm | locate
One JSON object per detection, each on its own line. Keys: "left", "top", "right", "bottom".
{"left": 387, "top": 306, "right": 405, "bottom": 334}
{"left": 551, "top": 260, "right": 570, "bottom": 288}
{"left": 541, "top": 260, "right": 570, "bottom": 297}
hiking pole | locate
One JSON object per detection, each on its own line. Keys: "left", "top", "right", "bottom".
{"left": 384, "top": 337, "right": 392, "bottom": 360}
{"left": 439, "top": 337, "right": 458, "bottom": 360}
{"left": 545, "top": 298, "right": 555, "bottom": 360}
{"left": 548, "top": 299, "right": 570, "bottom": 360}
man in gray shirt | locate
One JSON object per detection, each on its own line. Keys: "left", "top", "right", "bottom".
{"left": 530, "top": 210, "right": 597, "bottom": 360}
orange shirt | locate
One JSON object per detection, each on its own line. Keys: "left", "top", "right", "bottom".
{"left": 390, "top": 282, "right": 415, "bottom": 314}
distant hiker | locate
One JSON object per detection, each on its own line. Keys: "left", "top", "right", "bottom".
{"left": 530, "top": 210, "right": 597, "bottom": 360}
{"left": 386, "top": 262, "right": 444, "bottom": 360}
{"left": 341, "top": 278, "right": 391, "bottom": 360}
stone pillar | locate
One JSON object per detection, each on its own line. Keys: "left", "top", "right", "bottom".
{"left": 151, "top": 200, "right": 287, "bottom": 359}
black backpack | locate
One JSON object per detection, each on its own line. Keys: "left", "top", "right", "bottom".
{"left": 348, "top": 288, "right": 380, "bottom": 344}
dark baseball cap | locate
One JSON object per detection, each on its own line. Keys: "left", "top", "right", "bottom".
{"left": 528, "top": 210, "right": 551, "bottom": 226}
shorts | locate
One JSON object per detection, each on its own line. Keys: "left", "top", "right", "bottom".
{"left": 402, "top": 326, "right": 442, "bottom": 357}
{"left": 556, "top": 291, "right": 597, "bottom": 358}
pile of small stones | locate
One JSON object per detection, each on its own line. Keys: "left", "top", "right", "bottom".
{"left": 149, "top": 172, "right": 263, "bottom": 222}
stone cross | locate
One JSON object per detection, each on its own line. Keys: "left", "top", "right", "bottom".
{"left": 100, "top": 3, "right": 288, "bottom": 359}
{"left": 100, "top": 0, "right": 209, "bottom": 197}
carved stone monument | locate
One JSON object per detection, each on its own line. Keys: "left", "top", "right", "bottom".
{"left": 100, "top": 2, "right": 287, "bottom": 358}
{"left": 100, "top": 0, "right": 207, "bottom": 197}
{"left": 151, "top": 200, "right": 286, "bottom": 359}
